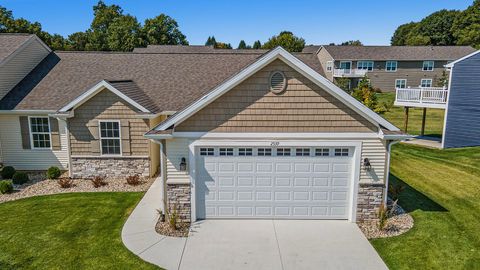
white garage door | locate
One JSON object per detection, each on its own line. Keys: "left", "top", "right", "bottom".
{"left": 195, "top": 146, "right": 354, "bottom": 219}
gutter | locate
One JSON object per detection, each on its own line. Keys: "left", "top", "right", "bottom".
{"left": 384, "top": 140, "right": 400, "bottom": 205}
{"left": 0, "top": 110, "right": 57, "bottom": 115}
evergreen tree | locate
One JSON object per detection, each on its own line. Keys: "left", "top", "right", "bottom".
{"left": 237, "top": 40, "right": 247, "bottom": 49}
{"left": 252, "top": 40, "right": 261, "bottom": 49}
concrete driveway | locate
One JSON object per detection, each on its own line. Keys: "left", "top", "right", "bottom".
{"left": 179, "top": 220, "right": 387, "bottom": 270}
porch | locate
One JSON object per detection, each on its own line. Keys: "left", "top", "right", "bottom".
{"left": 333, "top": 69, "right": 368, "bottom": 78}
{"left": 394, "top": 86, "right": 448, "bottom": 109}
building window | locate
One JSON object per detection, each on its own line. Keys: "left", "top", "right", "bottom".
{"left": 422, "top": 61, "right": 434, "bottom": 71}
{"left": 99, "top": 121, "right": 121, "bottom": 155}
{"left": 386, "top": 61, "right": 397, "bottom": 71}
{"left": 395, "top": 79, "right": 407, "bottom": 88}
{"left": 334, "top": 148, "right": 349, "bottom": 157}
{"left": 296, "top": 148, "right": 310, "bottom": 156}
{"left": 29, "top": 117, "right": 51, "bottom": 149}
{"left": 421, "top": 79, "right": 433, "bottom": 87}
{"left": 200, "top": 148, "right": 214, "bottom": 156}
{"left": 257, "top": 148, "right": 272, "bottom": 156}
{"left": 315, "top": 148, "right": 330, "bottom": 156}
{"left": 357, "top": 61, "right": 374, "bottom": 71}
{"left": 219, "top": 148, "right": 234, "bottom": 156}
{"left": 276, "top": 148, "right": 291, "bottom": 156}
{"left": 326, "top": 61, "right": 333, "bottom": 72}
{"left": 238, "top": 148, "right": 252, "bottom": 156}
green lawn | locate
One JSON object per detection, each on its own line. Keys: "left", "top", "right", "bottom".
{"left": 378, "top": 92, "right": 445, "bottom": 137}
{"left": 0, "top": 192, "right": 158, "bottom": 270}
{"left": 372, "top": 143, "right": 480, "bottom": 269}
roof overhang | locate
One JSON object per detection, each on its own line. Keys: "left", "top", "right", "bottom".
{"left": 445, "top": 50, "right": 480, "bottom": 68}
{"left": 151, "top": 47, "right": 399, "bottom": 133}
{"left": 59, "top": 80, "right": 151, "bottom": 113}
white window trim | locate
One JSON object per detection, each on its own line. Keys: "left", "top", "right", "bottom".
{"left": 420, "top": 78, "right": 433, "bottom": 87}
{"left": 326, "top": 61, "right": 333, "bottom": 72}
{"left": 356, "top": 60, "right": 374, "bottom": 71}
{"left": 28, "top": 116, "right": 52, "bottom": 150}
{"left": 339, "top": 61, "right": 352, "bottom": 70}
{"left": 422, "top": 61, "right": 434, "bottom": 71}
{"left": 395, "top": 79, "right": 407, "bottom": 88}
{"left": 386, "top": 61, "right": 397, "bottom": 72}
{"left": 98, "top": 120, "right": 122, "bottom": 156}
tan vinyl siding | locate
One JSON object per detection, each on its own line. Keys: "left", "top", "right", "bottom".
{"left": 316, "top": 47, "right": 335, "bottom": 81}
{"left": 149, "top": 115, "right": 167, "bottom": 176}
{"left": 0, "top": 39, "right": 50, "bottom": 100}
{"left": 176, "top": 59, "right": 377, "bottom": 133}
{"left": 69, "top": 88, "right": 150, "bottom": 156}
{"left": 360, "top": 139, "right": 387, "bottom": 184}
{"left": 165, "top": 138, "right": 190, "bottom": 183}
{"left": 0, "top": 115, "right": 68, "bottom": 170}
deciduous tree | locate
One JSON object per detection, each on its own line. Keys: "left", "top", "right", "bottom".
{"left": 262, "top": 31, "right": 305, "bottom": 52}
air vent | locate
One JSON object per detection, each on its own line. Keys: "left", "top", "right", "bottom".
{"left": 270, "top": 71, "right": 287, "bottom": 94}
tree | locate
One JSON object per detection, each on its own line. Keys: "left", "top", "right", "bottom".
{"left": 215, "top": 42, "right": 232, "bottom": 49}
{"left": 205, "top": 36, "right": 216, "bottom": 46}
{"left": 143, "top": 14, "right": 188, "bottom": 45}
{"left": 334, "top": 78, "right": 352, "bottom": 93}
{"left": 262, "top": 31, "right": 305, "bottom": 52}
{"left": 106, "top": 15, "right": 143, "bottom": 51}
{"left": 86, "top": 0, "right": 123, "bottom": 51}
{"left": 252, "top": 40, "right": 261, "bottom": 49}
{"left": 340, "top": 40, "right": 363, "bottom": 46}
{"left": 67, "top": 32, "right": 90, "bottom": 51}
{"left": 391, "top": 22, "right": 417, "bottom": 45}
{"left": 237, "top": 40, "right": 247, "bottom": 49}
{"left": 351, "top": 77, "right": 378, "bottom": 111}
{"left": 452, "top": 0, "right": 480, "bottom": 48}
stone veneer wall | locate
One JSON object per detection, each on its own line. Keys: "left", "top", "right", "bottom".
{"left": 166, "top": 183, "right": 191, "bottom": 222}
{"left": 71, "top": 157, "right": 149, "bottom": 179}
{"left": 356, "top": 183, "right": 384, "bottom": 223}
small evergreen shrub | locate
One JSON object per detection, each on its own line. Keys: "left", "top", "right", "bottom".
{"left": 1, "top": 166, "right": 15, "bottom": 179}
{"left": 0, "top": 180, "right": 13, "bottom": 194}
{"left": 47, "top": 166, "right": 62, "bottom": 179}
{"left": 12, "top": 172, "right": 29, "bottom": 185}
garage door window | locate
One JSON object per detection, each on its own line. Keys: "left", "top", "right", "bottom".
{"left": 200, "top": 148, "right": 215, "bottom": 156}
{"left": 315, "top": 148, "right": 330, "bottom": 156}
{"left": 219, "top": 148, "right": 234, "bottom": 156}
{"left": 334, "top": 148, "right": 349, "bottom": 157}
{"left": 296, "top": 148, "right": 310, "bottom": 156}
{"left": 276, "top": 148, "right": 291, "bottom": 156}
{"left": 257, "top": 148, "right": 272, "bottom": 156}
{"left": 238, "top": 148, "right": 252, "bottom": 156}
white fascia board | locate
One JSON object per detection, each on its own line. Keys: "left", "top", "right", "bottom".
{"left": 59, "top": 80, "right": 150, "bottom": 113}
{"left": 154, "top": 47, "right": 399, "bottom": 132}
{"left": 445, "top": 50, "right": 480, "bottom": 68}
{"left": 0, "top": 110, "right": 56, "bottom": 115}
{"left": 144, "top": 133, "right": 173, "bottom": 140}
{"left": 170, "top": 132, "right": 381, "bottom": 139}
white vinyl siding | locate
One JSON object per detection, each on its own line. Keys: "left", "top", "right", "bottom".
{"left": 166, "top": 138, "right": 190, "bottom": 184}
{"left": 0, "top": 115, "right": 68, "bottom": 170}
{"left": 0, "top": 38, "right": 50, "bottom": 101}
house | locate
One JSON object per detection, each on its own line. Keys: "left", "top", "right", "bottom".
{"left": 303, "top": 45, "right": 475, "bottom": 92}
{"left": 0, "top": 34, "right": 409, "bottom": 224}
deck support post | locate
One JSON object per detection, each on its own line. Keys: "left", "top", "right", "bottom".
{"left": 420, "top": 107, "right": 427, "bottom": 136}
{"left": 404, "top": 107, "right": 410, "bottom": 133}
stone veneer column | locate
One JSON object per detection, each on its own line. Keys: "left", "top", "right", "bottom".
{"left": 356, "top": 183, "right": 384, "bottom": 223}
{"left": 71, "top": 157, "right": 150, "bottom": 179}
{"left": 166, "top": 183, "right": 191, "bottom": 223}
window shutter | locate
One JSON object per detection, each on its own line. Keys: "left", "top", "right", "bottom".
{"left": 87, "top": 120, "right": 100, "bottom": 155}
{"left": 121, "top": 120, "right": 131, "bottom": 156}
{"left": 19, "top": 116, "right": 31, "bottom": 149}
{"left": 49, "top": 117, "right": 61, "bottom": 151}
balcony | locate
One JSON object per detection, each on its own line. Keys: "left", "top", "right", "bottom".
{"left": 333, "top": 69, "right": 368, "bottom": 78}
{"left": 394, "top": 86, "right": 448, "bottom": 109}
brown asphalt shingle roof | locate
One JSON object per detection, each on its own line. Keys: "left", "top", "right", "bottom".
{"left": 0, "top": 50, "right": 324, "bottom": 112}
{"left": 0, "top": 33, "right": 34, "bottom": 65}
{"left": 133, "top": 45, "right": 269, "bottom": 54}
{"left": 303, "top": 45, "right": 476, "bottom": 61}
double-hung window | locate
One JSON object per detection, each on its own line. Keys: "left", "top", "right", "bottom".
{"left": 421, "top": 79, "right": 433, "bottom": 88}
{"left": 29, "top": 117, "right": 51, "bottom": 149}
{"left": 357, "top": 61, "right": 374, "bottom": 71}
{"left": 386, "top": 61, "right": 397, "bottom": 72}
{"left": 99, "top": 121, "right": 121, "bottom": 155}
{"left": 422, "top": 61, "right": 434, "bottom": 71}
{"left": 395, "top": 79, "right": 407, "bottom": 88}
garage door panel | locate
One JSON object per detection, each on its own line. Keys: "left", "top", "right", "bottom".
{"left": 256, "top": 177, "right": 273, "bottom": 187}
{"left": 257, "top": 163, "right": 273, "bottom": 172}
{"left": 237, "top": 176, "right": 254, "bottom": 187}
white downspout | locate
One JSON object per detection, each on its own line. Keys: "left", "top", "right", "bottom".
{"left": 384, "top": 140, "right": 400, "bottom": 205}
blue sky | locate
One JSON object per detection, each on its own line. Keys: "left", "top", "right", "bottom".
{"left": 1, "top": 0, "right": 473, "bottom": 46}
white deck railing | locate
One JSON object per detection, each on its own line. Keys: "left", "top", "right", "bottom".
{"left": 395, "top": 86, "right": 448, "bottom": 108}
{"left": 333, "top": 69, "right": 368, "bottom": 77}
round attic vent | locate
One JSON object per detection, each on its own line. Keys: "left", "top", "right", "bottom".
{"left": 269, "top": 71, "right": 287, "bottom": 94}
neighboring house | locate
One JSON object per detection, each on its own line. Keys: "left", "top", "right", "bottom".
{"left": 303, "top": 45, "right": 475, "bottom": 92}
{"left": 0, "top": 34, "right": 409, "bottom": 225}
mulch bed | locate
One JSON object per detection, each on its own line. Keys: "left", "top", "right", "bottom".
{"left": 358, "top": 198, "right": 414, "bottom": 239}
{"left": 155, "top": 219, "right": 190, "bottom": 237}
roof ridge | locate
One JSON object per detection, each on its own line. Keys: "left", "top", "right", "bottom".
{"left": 54, "top": 50, "right": 268, "bottom": 55}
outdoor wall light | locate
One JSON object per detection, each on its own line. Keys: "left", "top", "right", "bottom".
{"left": 179, "top": 157, "right": 187, "bottom": 171}
{"left": 363, "top": 158, "right": 372, "bottom": 171}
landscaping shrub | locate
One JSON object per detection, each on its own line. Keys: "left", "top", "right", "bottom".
{"left": 126, "top": 175, "right": 141, "bottom": 186}
{"left": 57, "top": 178, "right": 74, "bottom": 188}
{"left": 1, "top": 166, "right": 15, "bottom": 179}
{"left": 12, "top": 172, "right": 29, "bottom": 185}
{"left": 46, "top": 166, "right": 62, "bottom": 179}
{"left": 91, "top": 176, "right": 107, "bottom": 188}
{"left": 0, "top": 180, "right": 13, "bottom": 194}
{"left": 169, "top": 206, "right": 178, "bottom": 231}
{"left": 377, "top": 203, "right": 388, "bottom": 230}
{"left": 389, "top": 183, "right": 406, "bottom": 201}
